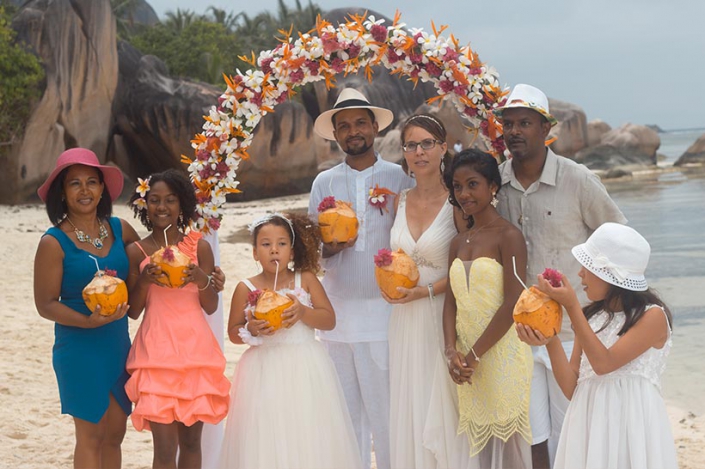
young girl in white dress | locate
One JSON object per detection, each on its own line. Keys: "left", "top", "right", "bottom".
{"left": 517, "top": 222, "right": 678, "bottom": 469}
{"left": 218, "top": 212, "right": 362, "bottom": 469}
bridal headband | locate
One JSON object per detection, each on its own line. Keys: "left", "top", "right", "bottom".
{"left": 248, "top": 212, "right": 296, "bottom": 246}
{"left": 406, "top": 114, "right": 442, "bottom": 129}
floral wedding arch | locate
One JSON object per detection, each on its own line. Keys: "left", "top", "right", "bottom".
{"left": 185, "top": 11, "right": 508, "bottom": 233}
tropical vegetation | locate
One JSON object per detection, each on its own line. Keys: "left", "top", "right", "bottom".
{"left": 126, "top": 0, "right": 322, "bottom": 84}
{"left": 0, "top": 4, "right": 44, "bottom": 144}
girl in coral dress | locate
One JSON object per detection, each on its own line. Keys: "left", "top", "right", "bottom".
{"left": 517, "top": 223, "right": 678, "bottom": 469}
{"left": 125, "top": 169, "right": 230, "bottom": 468}
{"left": 218, "top": 212, "right": 362, "bottom": 469}
{"left": 442, "top": 149, "right": 533, "bottom": 469}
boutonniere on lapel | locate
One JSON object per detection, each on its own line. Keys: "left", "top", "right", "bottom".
{"left": 368, "top": 185, "right": 396, "bottom": 215}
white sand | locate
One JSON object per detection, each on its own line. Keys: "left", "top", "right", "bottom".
{"left": 1, "top": 195, "right": 702, "bottom": 468}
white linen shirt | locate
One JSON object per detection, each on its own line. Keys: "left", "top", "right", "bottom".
{"left": 496, "top": 149, "right": 627, "bottom": 342}
{"left": 308, "top": 155, "right": 415, "bottom": 343}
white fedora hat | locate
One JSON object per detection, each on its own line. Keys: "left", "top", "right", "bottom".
{"left": 493, "top": 83, "right": 557, "bottom": 127}
{"left": 571, "top": 223, "right": 650, "bottom": 292}
{"left": 313, "top": 88, "right": 394, "bottom": 140}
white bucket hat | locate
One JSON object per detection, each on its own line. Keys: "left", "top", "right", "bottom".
{"left": 493, "top": 83, "right": 557, "bottom": 127}
{"left": 571, "top": 223, "right": 650, "bottom": 292}
{"left": 314, "top": 88, "right": 394, "bottom": 140}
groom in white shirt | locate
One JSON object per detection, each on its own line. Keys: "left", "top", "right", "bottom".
{"left": 308, "top": 88, "right": 414, "bottom": 469}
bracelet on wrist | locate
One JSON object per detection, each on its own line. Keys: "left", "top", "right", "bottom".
{"left": 470, "top": 347, "right": 481, "bottom": 363}
{"left": 199, "top": 274, "right": 212, "bottom": 291}
{"left": 427, "top": 283, "right": 435, "bottom": 299}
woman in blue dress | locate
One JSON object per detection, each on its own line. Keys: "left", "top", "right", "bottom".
{"left": 33, "top": 148, "right": 140, "bottom": 468}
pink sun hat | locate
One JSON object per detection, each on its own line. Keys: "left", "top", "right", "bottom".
{"left": 37, "top": 148, "right": 124, "bottom": 202}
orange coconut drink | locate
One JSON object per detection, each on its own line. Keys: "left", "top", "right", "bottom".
{"left": 317, "top": 196, "right": 358, "bottom": 244}
{"left": 250, "top": 260, "right": 294, "bottom": 332}
{"left": 82, "top": 255, "right": 128, "bottom": 316}
{"left": 253, "top": 290, "right": 294, "bottom": 331}
{"left": 513, "top": 267, "right": 563, "bottom": 338}
{"left": 150, "top": 225, "right": 191, "bottom": 288}
{"left": 374, "top": 248, "right": 420, "bottom": 300}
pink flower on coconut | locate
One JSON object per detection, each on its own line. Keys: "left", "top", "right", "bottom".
{"left": 247, "top": 289, "right": 263, "bottom": 307}
{"left": 374, "top": 248, "right": 393, "bottom": 267}
{"left": 162, "top": 247, "right": 175, "bottom": 261}
{"left": 317, "top": 196, "right": 337, "bottom": 213}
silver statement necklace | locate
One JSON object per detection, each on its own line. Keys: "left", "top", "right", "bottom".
{"left": 66, "top": 217, "right": 109, "bottom": 249}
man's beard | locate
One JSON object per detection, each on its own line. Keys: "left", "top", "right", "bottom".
{"left": 343, "top": 139, "right": 373, "bottom": 156}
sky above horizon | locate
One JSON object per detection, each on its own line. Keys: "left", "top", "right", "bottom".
{"left": 147, "top": 0, "right": 704, "bottom": 131}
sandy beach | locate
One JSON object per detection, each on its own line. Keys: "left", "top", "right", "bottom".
{"left": 1, "top": 194, "right": 703, "bottom": 468}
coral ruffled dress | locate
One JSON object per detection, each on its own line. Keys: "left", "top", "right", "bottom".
{"left": 125, "top": 231, "right": 230, "bottom": 431}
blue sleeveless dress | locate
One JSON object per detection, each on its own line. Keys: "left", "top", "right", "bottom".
{"left": 44, "top": 217, "right": 132, "bottom": 423}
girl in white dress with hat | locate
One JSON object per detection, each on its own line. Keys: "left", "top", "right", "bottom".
{"left": 516, "top": 222, "right": 678, "bottom": 469}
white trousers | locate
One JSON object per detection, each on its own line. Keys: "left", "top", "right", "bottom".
{"left": 324, "top": 340, "right": 391, "bottom": 469}
{"left": 529, "top": 342, "right": 573, "bottom": 468}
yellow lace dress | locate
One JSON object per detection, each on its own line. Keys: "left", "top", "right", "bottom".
{"left": 450, "top": 257, "right": 533, "bottom": 466}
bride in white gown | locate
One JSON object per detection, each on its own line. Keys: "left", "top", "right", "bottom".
{"left": 385, "top": 114, "right": 469, "bottom": 469}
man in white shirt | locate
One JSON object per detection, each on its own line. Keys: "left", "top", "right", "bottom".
{"left": 493, "top": 84, "right": 627, "bottom": 469}
{"left": 308, "top": 88, "right": 414, "bottom": 469}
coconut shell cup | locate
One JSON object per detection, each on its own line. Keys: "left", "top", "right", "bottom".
{"left": 375, "top": 249, "right": 420, "bottom": 300}
{"left": 254, "top": 290, "right": 294, "bottom": 331}
{"left": 150, "top": 245, "right": 191, "bottom": 288}
{"left": 318, "top": 200, "right": 359, "bottom": 244}
{"left": 82, "top": 271, "right": 128, "bottom": 316}
{"left": 513, "top": 286, "right": 563, "bottom": 338}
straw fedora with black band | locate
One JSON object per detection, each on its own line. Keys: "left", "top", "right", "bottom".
{"left": 313, "top": 88, "right": 394, "bottom": 141}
